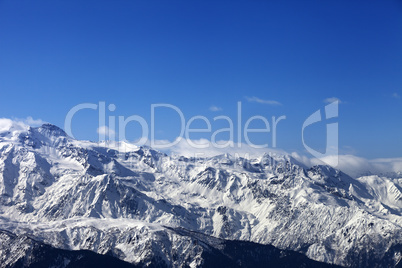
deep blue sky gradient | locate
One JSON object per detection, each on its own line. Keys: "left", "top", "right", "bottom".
{"left": 0, "top": 0, "right": 401, "bottom": 158}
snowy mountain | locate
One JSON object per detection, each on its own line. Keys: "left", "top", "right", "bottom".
{"left": 1, "top": 122, "right": 402, "bottom": 267}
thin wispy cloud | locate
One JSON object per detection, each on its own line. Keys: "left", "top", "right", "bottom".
{"left": 148, "top": 137, "right": 402, "bottom": 178}
{"left": 245, "top": 96, "right": 282, "bottom": 106}
{"left": 0, "top": 117, "right": 46, "bottom": 133}
{"left": 89, "top": 130, "right": 402, "bottom": 178}
{"left": 324, "top": 97, "right": 342, "bottom": 104}
{"left": 151, "top": 138, "right": 287, "bottom": 158}
{"left": 392, "top": 93, "right": 400, "bottom": 99}
{"left": 209, "top": 106, "right": 222, "bottom": 112}
{"left": 9, "top": 116, "right": 47, "bottom": 127}
{"left": 97, "top": 126, "right": 116, "bottom": 138}
{"left": 292, "top": 153, "right": 402, "bottom": 178}
{"left": 0, "top": 118, "right": 19, "bottom": 132}
{"left": 24, "top": 116, "right": 47, "bottom": 126}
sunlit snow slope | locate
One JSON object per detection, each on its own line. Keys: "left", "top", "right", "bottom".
{"left": 0, "top": 122, "right": 402, "bottom": 267}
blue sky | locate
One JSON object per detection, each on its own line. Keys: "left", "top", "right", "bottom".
{"left": 0, "top": 0, "right": 401, "bottom": 159}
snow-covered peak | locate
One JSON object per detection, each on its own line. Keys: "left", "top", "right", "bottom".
{"left": 0, "top": 121, "right": 69, "bottom": 148}
{"left": 35, "top": 123, "right": 67, "bottom": 138}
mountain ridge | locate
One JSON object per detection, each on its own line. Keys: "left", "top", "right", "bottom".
{"left": 1, "top": 123, "right": 402, "bottom": 267}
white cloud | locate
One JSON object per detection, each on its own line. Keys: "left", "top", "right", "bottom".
{"left": 155, "top": 139, "right": 402, "bottom": 178}
{"left": 0, "top": 118, "right": 29, "bottom": 133}
{"left": 97, "top": 126, "right": 116, "bottom": 138}
{"left": 311, "top": 155, "right": 372, "bottom": 177}
{"left": 24, "top": 116, "right": 46, "bottom": 126}
{"left": 392, "top": 93, "right": 400, "bottom": 99}
{"left": 209, "top": 106, "right": 222, "bottom": 112}
{"left": 0, "top": 117, "right": 46, "bottom": 133}
{"left": 151, "top": 138, "right": 287, "bottom": 159}
{"left": 9, "top": 116, "right": 47, "bottom": 127}
{"left": 0, "top": 118, "right": 14, "bottom": 132}
{"left": 292, "top": 153, "right": 402, "bottom": 178}
{"left": 245, "top": 96, "right": 282, "bottom": 106}
{"left": 139, "top": 136, "right": 402, "bottom": 178}
{"left": 324, "top": 97, "right": 342, "bottom": 104}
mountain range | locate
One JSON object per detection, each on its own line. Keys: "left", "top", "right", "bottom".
{"left": 1, "top": 122, "right": 402, "bottom": 267}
